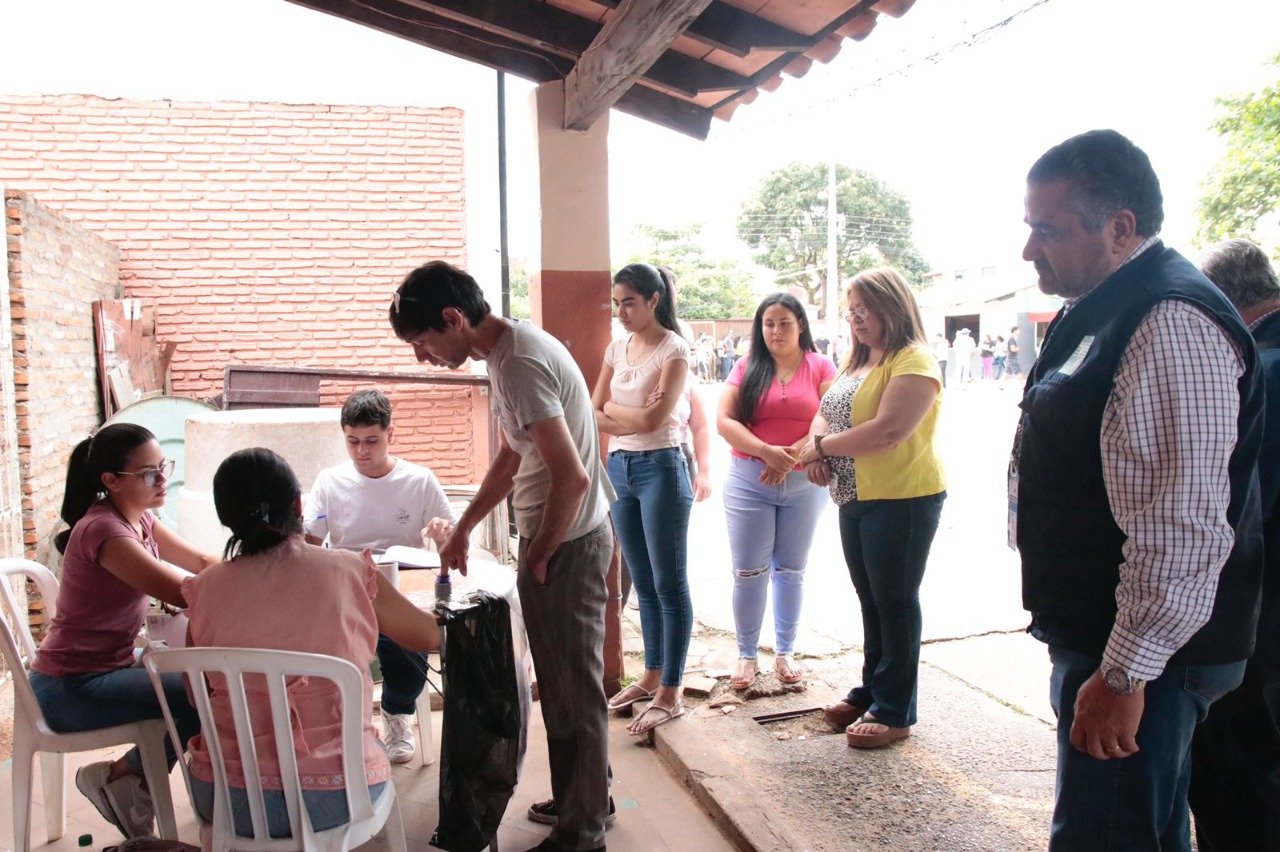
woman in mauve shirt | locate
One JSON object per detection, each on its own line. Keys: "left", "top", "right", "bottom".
{"left": 716, "top": 293, "right": 835, "bottom": 690}
{"left": 31, "top": 423, "right": 219, "bottom": 840}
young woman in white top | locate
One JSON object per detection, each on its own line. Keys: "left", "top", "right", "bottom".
{"left": 592, "top": 263, "right": 692, "bottom": 735}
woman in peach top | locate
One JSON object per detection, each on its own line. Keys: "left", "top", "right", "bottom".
{"left": 182, "top": 447, "right": 440, "bottom": 839}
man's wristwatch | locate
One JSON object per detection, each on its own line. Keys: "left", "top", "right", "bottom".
{"left": 1102, "top": 665, "right": 1146, "bottom": 695}
{"left": 813, "top": 433, "right": 828, "bottom": 459}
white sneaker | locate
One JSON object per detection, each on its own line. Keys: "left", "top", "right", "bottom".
{"left": 103, "top": 773, "right": 155, "bottom": 839}
{"left": 381, "top": 709, "right": 416, "bottom": 764}
{"left": 76, "top": 761, "right": 126, "bottom": 836}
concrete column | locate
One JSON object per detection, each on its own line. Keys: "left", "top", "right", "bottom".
{"left": 529, "top": 80, "right": 622, "bottom": 696}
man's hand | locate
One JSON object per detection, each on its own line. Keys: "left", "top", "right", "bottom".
{"left": 1069, "top": 670, "right": 1143, "bottom": 760}
{"left": 524, "top": 551, "right": 550, "bottom": 585}
{"left": 422, "top": 517, "right": 455, "bottom": 549}
{"left": 437, "top": 525, "right": 471, "bottom": 577}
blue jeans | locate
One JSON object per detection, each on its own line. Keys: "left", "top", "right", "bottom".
{"left": 723, "top": 456, "right": 828, "bottom": 657}
{"left": 1048, "top": 645, "right": 1246, "bottom": 851}
{"left": 191, "top": 777, "right": 386, "bottom": 838}
{"left": 608, "top": 448, "right": 693, "bottom": 687}
{"left": 31, "top": 665, "right": 200, "bottom": 771}
{"left": 837, "top": 492, "right": 945, "bottom": 728}
{"left": 375, "top": 634, "right": 426, "bottom": 716}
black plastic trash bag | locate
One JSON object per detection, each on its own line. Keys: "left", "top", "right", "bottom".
{"left": 431, "top": 590, "right": 529, "bottom": 851}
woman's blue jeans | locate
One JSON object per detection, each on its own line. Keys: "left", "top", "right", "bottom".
{"left": 723, "top": 456, "right": 829, "bottom": 658}
{"left": 31, "top": 666, "right": 200, "bottom": 771}
{"left": 608, "top": 447, "right": 693, "bottom": 688}
{"left": 191, "top": 777, "right": 387, "bottom": 838}
{"left": 837, "top": 491, "right": 946, "bottom": 728}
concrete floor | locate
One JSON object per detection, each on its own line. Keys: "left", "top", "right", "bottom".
{"left": 0, "top": 698, "right": 736, "bottom": 852}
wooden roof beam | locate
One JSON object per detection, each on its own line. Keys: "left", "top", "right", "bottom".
{"left": 563, "top": 0, "right": 713, "bottom": 132}
{"left": 588, "top": 0, "right": 812, "bottom": 56}
{"left": 286, "top": 0, "right": 572, "bottom": 81}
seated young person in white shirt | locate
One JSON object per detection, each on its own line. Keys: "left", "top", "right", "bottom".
{"left": 304, "top": 389, "right": 454, "bottom": 763}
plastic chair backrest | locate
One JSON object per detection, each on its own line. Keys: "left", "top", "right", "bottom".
{"left": 0, "top": 558, "right": 61, "bottom": 733}
{"left": 144, "top": 646, "right": 382, "bottom": 850}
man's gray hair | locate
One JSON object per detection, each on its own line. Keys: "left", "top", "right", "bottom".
{"left": 1198, "top": 239, "right": 1279, "bottom": 312}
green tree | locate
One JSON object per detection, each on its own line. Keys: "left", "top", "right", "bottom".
{"left": 736, "top": 163, "right": 930, "bottom": 319}
{"left": 627, "top": 224, "right": 757, "bottom": 319}
{"left": 1198, "top": 53, "right": 1280, "bottom": 246}
{"left": 507, "top": 262, "right": 531, "bottom": 319}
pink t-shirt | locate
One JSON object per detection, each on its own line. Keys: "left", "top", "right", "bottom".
{"left": 604, "top": 330, "right": 691, "bottom": 452}
{"left": 33, "top": 504, "right": 157, "bottom": 677}
{"left": 181, "top": 537, "right": 387, "bottom": 791}
{"left": 728, "top": 351, "right": 837, "bottom": 465}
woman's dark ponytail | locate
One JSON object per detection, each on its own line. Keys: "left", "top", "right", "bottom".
{"left": 615, "top": 263, "right": 681, "bottom": 337}
{"left": 214, "top": 448, "right": 303, "bottom": 561}
{"left": 56, "top": 423, "right": 155, "bottom": 554}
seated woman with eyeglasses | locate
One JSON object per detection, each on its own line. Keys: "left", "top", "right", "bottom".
{"left": 30, "top": 423, "right": 219, "bottom": 841}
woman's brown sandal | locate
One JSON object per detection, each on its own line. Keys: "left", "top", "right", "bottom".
{"left": 730, "top": 657, "right": 758, "bottom": 690}
{"left": 775, "top": 654, "right": 804, "bottom": 684}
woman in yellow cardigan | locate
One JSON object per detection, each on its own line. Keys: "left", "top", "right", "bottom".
{"left": 799, "top": 267, "right": 945, "bottom": 749}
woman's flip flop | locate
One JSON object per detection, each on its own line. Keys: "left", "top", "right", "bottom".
{"left": 607, "top": 683, "right": 656, "bottom": 711}
{"left": 628, "top": 701, "right": 685, "bottom": 736}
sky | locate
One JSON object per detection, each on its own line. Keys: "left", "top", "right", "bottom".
{"left": 2, "top": 0, "right": 1278, "bottom": 283}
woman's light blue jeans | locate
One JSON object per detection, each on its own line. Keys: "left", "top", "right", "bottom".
{"left": 608, "top": 447, "right": 693, "bottom": 687}
{"left": 723, "top": 456, "right": 829, "bottom": 658}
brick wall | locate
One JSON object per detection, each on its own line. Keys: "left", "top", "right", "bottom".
{"left": 1, "top": 189, "right": 21, "bottom": 562}
{"left": 317, "top": 381, "right": 479, "bottom": 483}
{"left": 0, "top": 94, "right": 478, "bottom": 481}
{"left": 5, "top": 191, "right": 120, "bottom": 566}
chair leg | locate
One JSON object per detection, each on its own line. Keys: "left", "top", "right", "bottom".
{"left": 137, "top": 728, "right": 178, "bottom": 840}
{"left": 39, "top": 751, "right": 66, "bottom": 843}
{"left": 11, "top": 733, "right": 35, "bottom": 852}
{"left": 383, "top": 793, "right": 407, "bottom": 852}
{"left": 415, "top": 691, "right": 434, "bottom": 768}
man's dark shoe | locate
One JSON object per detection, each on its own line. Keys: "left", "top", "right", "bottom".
{"left": 526, "top": 796, "right": 616, "bottom": 827}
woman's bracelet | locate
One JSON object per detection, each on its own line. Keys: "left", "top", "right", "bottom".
{"left": 814, "top": 433, "right": 828, "bottom": 459}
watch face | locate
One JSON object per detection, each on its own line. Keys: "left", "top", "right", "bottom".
{"left": 1104, "top": 668, "right": 1127, "bottom": 691}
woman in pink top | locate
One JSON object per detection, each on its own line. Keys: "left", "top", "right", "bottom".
{"left": 30, "top": 423, "right": 219, "bottom": 840}
{"left": 593, "top": 263, "right": 693, "bottom": 735}
{"left": 716, "top": 293, "right": 835, "bottom": 689}
{"left": 182, "top": 447, "right": 440, "bottom": 839}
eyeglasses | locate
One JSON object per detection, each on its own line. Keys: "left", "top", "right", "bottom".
{"left": 842, "top": 307, "right": 870, "bottom": 322}
{"left": 115, "top": 458, "right": 175, "bottom": 487}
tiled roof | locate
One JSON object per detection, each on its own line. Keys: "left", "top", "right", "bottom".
{"left": 285, "top": 0, "right": 917, "bottom": 138}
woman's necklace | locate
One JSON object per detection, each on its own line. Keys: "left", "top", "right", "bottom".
{"left": 776, "top": 354, "right": 803, "bottom": 401}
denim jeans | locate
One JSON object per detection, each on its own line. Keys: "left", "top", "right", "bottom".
{"left": 1048, "top": 645, "right": 1246, "bottom": 851}
{"left": 1189, "top": 657, "right": 1280, "bottom": 850}
{"left": 190, "top": 776, "right": 386, "bottom": 838}
{"left": 31, "top": 665, "right": 200, "bottom": 771}
{"left": 723, "top": 455, "right": 828, "bottom": 658}
{"left": 837, "top": 492, "right": 945, "bottom": 728}
{"left": 375, "top": 634, "right": 426, "bottom": 716}
{"left": 608, "top": 447, "right": 693, "bottom": 687}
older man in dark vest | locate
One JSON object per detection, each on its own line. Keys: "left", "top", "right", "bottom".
{"left": 1189, "top": 238, "right": 1280, "bottom": 851}
{"left": 1011, "top": 130, "right": 1264, "bottom": 849}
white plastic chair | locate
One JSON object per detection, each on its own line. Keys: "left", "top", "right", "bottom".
{"left": 0, "top": 557, "right": 178, "bottom": 851}
{"left": 145, "top": 646, "right": 408, "bottom": 852}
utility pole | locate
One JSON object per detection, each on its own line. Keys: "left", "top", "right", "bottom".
{"left": 826, "top": 159, "right": 841, "bottom": 345}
